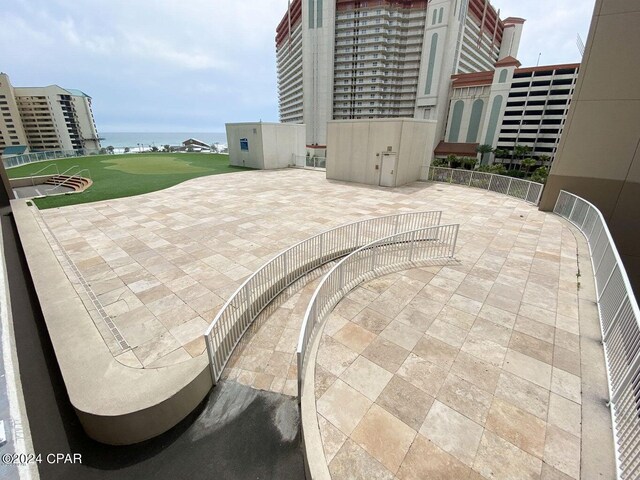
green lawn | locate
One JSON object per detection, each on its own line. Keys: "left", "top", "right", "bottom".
{"left": 7, "top": 153, "right": 252, "bottom": 209}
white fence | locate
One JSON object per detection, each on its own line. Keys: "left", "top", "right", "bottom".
{"left": 292, "top": 155, "right": 326, "bottom": 170}
{"left": 203, "top": 211, "right": 443, "bottom": 383}
{"left": 296, "top": 223, "right": 459, "bottom": 398}
{"left": 554, "top": 190, "right": 640, "bottom": 479}
{"left": 3, "top": 149, "right": 101, "bottom": 169}
{"left": 428, "top": 166, "right": 544, "bottom": 205}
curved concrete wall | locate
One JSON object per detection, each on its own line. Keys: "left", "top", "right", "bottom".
{"left": 12, "top": 199, "right": 212, "bottom": 445}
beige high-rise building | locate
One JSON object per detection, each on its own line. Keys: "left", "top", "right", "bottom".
{"left": 0, "top": 73, "right": 101, "bottom": 155}
{"left": 539, "top": 0, "right": 640, "bottom": 295}
{"left": 276, "top": 0, "right": 524, "bottom": 154}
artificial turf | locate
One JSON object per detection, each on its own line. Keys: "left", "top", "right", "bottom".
{"left": 6, "top": 153, "right": 252, "bottom": 209}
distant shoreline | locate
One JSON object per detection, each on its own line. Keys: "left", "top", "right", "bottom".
{"left": 99, "top": 132, "right": 228, "bottom": 149}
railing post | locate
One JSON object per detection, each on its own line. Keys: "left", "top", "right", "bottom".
{"left": 488, "top": 174, "right": 493, "bottom": 191}
{"left": 469, "top": 171, "right": 473, "bottom": 186}
{"left": 507, "top": 177, "right": 513, "bottom": 197}
{"left": 449, "top": 168, "right": 454, "bottom": 183}
{"left": 568, "top": 196, "right": 578, "bottom": 223}
{"left": 525, "top": 182, "right": 532, "bottom": 203}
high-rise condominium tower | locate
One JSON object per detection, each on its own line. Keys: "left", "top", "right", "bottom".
{"left": 276, "top": 0, "right": 523, "bottom": 152}
{"left": 0, "top": 73, "right": 101, "bottom": 155}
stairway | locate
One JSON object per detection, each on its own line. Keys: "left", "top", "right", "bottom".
{"left": 43, "top": 175, "right": 91, "bottom": 192}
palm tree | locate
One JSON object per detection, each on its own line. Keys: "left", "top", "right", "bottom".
{"left": 521, "top": 158, "right": 537, "bottom": 176}
{"left": 476, "top": 144, "right": 493, "bottom": 165}
{"left": 538, "top": 154, "right": 551, "bottom": 167}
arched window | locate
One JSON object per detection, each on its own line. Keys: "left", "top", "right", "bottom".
{"left": 466, "top": 99, "right": 484, "bottom": 142}
{"left": 498, "top": 69, "right": 508, "bottom": 83}
{"left": 425, "top": 33, "right": 438, "bottom": 95}
{"left": 449, "top": 100, "right": 464, "bottom": 142}
{"left": 484, "top": 95, "right": 503, "bottom": 146}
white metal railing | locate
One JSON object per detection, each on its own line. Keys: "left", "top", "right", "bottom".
{"left": 428, "top": 166, "right": 544, "bottom": 205}
{"left": 3, "top": 148, "right": 101, "bottom": 169}
{"left": 203, "top": 211, "right": 443, "bottom": 383}
{"left": 296, "top": 223, "right": 459, "bottom": 398}
{"left": 29, "top": 163, "right": 60, "bottom": 185}
{"left": 291, "top": 155, "right": 326, "bottom": 170}
{"left": 554, "top": 190, "right": 640, "bottom": 480}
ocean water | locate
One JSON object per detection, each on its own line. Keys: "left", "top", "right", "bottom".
{"left": 100, "top": 132, "right": 227, "bottom": 149}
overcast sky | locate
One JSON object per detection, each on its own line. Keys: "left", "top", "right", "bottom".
{"left": 1, "top": 0, "right": 595, "bottom": 133}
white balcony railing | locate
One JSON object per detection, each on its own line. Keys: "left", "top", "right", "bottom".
{"left": 554, "top": 190, "right": 640, "bottom": 480}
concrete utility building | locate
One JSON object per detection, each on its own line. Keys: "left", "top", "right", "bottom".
{"left": 326, "top": 118, "right": 436, "bottom": 187}
{"left": 0, "top": 73, "right": 101, "bottom": 156}
{"left": 438, "top": 61, "right": 580, "bottom": 165}
{"left": 226, "top": 122, "right": 306, "bottom": 169}
{"left": 275, "top": 0, "right": 524, "bottom": 154}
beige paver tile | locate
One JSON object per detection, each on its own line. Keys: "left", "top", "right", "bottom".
{"left": 317, "top": 379, "right": 372, "bottom": 436}
{"left": 448, "top": 293, "right": 483, "bottom": 316}
{"left": 437, "top": 305, "right": 476, "bottom": 331}
{"left": 473, "top": 430, "right": 542, "bottom": 480}
{"left": 318, "top": 414, "right": 347, "bottom": 464}
{"left": 437, "top": 373, "right": 493, "bottom": 425}
{"left": 329, "top": 439, "right": 393, "bottom": 480}
{"left": 420, "top": 400, "right": 483, "bottom": 467}
{"left": 427, "top": 319, "right": 467, "bottom": 348}
{"left": 514, "top": 316, "right": 555, "bottom": 344}
{"left": 332, "top": 322, "right": 377, "bottom": 353}
{"left": 379, "top": 320, "right": 422, "bottom": 351}
{"left": 412, "top": 335, "right": 458, "bottom": 369}
{"left": 316, "top": 335, "right": 359, "bottom": 377}
{"left": 340, "top": 356, "right": 393, "bottom": 401}
{"left": 548, "top": 393, "right": 581, "bottom": 437}
{"left": 461, "top": 334, "right": 508, "bottom": 367}
{"left": 450, "top": 351, "right": 502, "bottom": 394}
{"left": 553, "top": 345, "right": 581, "bottom": 376}
{"left": 352, "top": 307, "right": 394, "bottom": 335}
{"left": 543, "top": 425, "right": 580, "bottom": 479}
{"left": 541, "top": 463, "right": 575, "bottom": 480}
{"left": 314, "top": 364, "right": 337, "bottom": 399}
{"left": 519, "top": 303, "right": 557, "bottom": 327}
{"left": 470, "top": 317, "right": 513, "bottom": 346}
{"left": 554, "top": 329, "right": 579, "bottom": 353}
{"left": 376, "top": 375, "right": 434, "bottom": 431}
{"left": 509, "top": 331, "right": 554, "bottom": 364}
{"left": 550, "top": 367, "right": 581, "bottom": 404}
{"left": 397, "top": 353, "right": 448, "bottom": 396}
{"left": 397, "top": 433, "right": 471, "bottom": 480}
{"left": 113, "top": 306, "right": 166, "bottom": 347}
{"left": 183, "top": 336, "right": 206, "bottom": 357}
{"left": 133, "top": 332, "right": 181, "bottom": 366}
{"left": 361, "top": 337, "right": 410, "bottom": 374}
{"left": 169, "top": 316, "right": 208, "bottom": 346}
{"left": 485, "top": 397, "right": 547, "bottom": 458}
{"left": 494, "top": 372, "right": 549, "bottom": 420}
{"left": 503, "top": 349, "right": 552, "bottom": 389}
{"left": 352, "top": 404, "right": 416, "bottom": 473}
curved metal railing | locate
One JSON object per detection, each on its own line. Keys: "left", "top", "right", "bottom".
{"left": 203, "top": 211, "right": 443, "bottom": 383}
{"left": 29, "top": 163, "right": 60, "bottom": 185}
{"left": 554, "top": 190, "right": 640, "bottom": 479}
{"left": 428, "top": 166, "right": 544, "bottom": 205}
{"left": 296, "top": 223, "right": 459, "bottom": 398}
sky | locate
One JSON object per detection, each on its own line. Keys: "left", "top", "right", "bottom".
{"left": 0, "top": 0, "right": 595, "bottom": 133}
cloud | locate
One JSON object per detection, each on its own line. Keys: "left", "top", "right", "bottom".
{"left": 0, "top": 0, "right": 595, "bottom": 132}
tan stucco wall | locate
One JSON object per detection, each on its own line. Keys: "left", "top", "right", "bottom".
{"left": 326, "top": 119, "right": 437, "bottom": 187}
{"left": 226, "top": 123, "right": 305, "bottom": 169}
{"left": 539, "top": 0, "right": 640, "bottom": 294}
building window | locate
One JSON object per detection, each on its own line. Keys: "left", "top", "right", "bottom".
{"left": 240, "top": 138, "right": 249, "bottom": 151}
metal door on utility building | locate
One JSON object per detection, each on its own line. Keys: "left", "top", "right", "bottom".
{"left": 379, "top": 153, "right": 397, "bottom": 187}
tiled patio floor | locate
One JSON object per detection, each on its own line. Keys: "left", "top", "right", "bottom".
{"left": 311, "top": 205, "right": 588, "bottom": 479}
{"left": 39, "top": 168, "right": 547, "bottom": 369}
